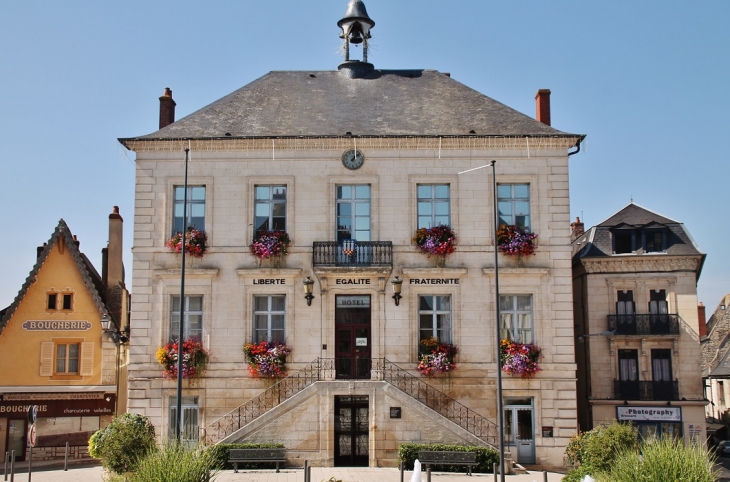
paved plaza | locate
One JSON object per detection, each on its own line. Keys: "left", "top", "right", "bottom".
{"left": 5, "top": 464, "right": 566, "bottom": 482}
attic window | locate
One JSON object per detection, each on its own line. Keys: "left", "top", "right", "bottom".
{"left": 47, "top": 293, "right": 58, "bottom": 311}
{"left": 644, "top": 230, "right": 665, "bottom": 253}
{"left": 613, "top": 231, "right": 634, "bottom": 254}
{"left": 62, "top": 293, "right": 73, "bottom": 311}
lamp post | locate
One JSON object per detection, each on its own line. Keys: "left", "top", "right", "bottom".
{"left": 459, "top": 160, "right": 505, "bottom": 481}
{"left": 175, "top": 148, "right": 190, "bottom": 442}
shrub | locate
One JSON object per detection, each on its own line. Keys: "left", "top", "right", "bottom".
{"left": 563, "top": 421, "right": 637, "bottom": 480}
{"left": 206, "top": 442, "right": 285, "bottom": 470}
{"left": 88, "top": 413, "right": 156, "bottom": 475}
{"left": 130, "top": 442, "right": 221, "bottom": 482}
{"left": 596, "top": 436, "right": 719, "bottom": 482}
{"left": 398, "top": 443, "right": 498, "bottom": 473}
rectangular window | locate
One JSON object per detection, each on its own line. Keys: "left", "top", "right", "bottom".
{"left": 254, "top": 185, "right": 287, "bottom": 237}
{"left": 417, "top": 184, "right": 450, "bottom": 229}
{"left": 62, "top": 293, "right": 73, "bottom": 310}
{"left": 418, "top": 295, "right": 452, "bottom": 344}
{"left": 497, "top": 184, "right": 530, "bottom": 230}
{"left": 169, "top": 396, "right": 199, "bottom": 442}
{"left": 173, "top": 186, "right": 206, "bottom": 234}
{"left": 55, "top": 343, "right": 79, "bottom": 374}
{"left": 719, "top": 381, "right": 726, "bottom": 406}
{"left": 614, "top": 231, "right": 634, "bottom": 254}
{"left": 649, "top": 289, "right": 668, "bottom": 315}
{"left": 499, "top": 295, "right": 533, "bottom": 344}
{"left": 651, "top": 349, "right": 672, "bottom": 382}
{"left": 253, "top": 295, "right": 286, "bottom": 343}
{"left": 336, "top": 185, "right": 371, "bottom": 243}
{"left": 644, "top": 230, "right": 664, "bottom": 253}
{"left": 616, "top": 290, "right": 635, "bottom": 315}
{"left": 618, "top": 349, "right": 638, "bottom": 381}
{"left": 170, "top": 295, "right": 203, "bottom": 341}
{"left": 47, "top": 293, "right": 57, "bottom": 311}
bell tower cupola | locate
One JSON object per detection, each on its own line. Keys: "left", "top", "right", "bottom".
{"left": 338, "top": 0, "right": 375, "bottom": 77}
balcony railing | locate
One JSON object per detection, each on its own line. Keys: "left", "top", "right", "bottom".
{"left": 607, "top": 314, "right": 680, "bottom": 335}
{"left": 613, "top": 380, "right": 679, "bottom": 401}
{"left": 312, "top": 241, "right": 393, "bottom": 268}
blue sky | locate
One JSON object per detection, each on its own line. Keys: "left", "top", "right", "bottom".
{"left": 1, "top": 1, "right": 728, "bottom": 313}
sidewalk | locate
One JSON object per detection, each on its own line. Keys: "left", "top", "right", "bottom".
{"left": 4, "top": 465, "right": 566, "bottom": 482}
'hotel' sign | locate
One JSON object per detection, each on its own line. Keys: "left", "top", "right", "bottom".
{"left": 22, "top": 321, "right": 92, "bottom": 331}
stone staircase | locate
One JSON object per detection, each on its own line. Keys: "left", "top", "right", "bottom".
{"left": 200, "top": 358, "right": 499, "bottom": 450}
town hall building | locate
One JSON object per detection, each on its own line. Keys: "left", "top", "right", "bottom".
{"left": 119, "top": 0, "right": 584, "bottom": 469}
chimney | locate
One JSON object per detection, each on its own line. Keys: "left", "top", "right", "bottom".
{"left": 698, "top": 302, "right": 708, "bottom": 338}
{"left": 72, "top": 235, "right": 80, "bottom": 248}
{"left": 159, "top": 87, "right": 176, "bottom": 129}
{"left": 571, "top": 216, "right": 585, "bottom": 241}
{"left": 37, "top": 242, "right": 47, "bottom": 259}
{"left": 107, "top": 206, "right": 124, "bottom": 290}
{"left": 535, "top": 89, "right": 551, "bottom": 126}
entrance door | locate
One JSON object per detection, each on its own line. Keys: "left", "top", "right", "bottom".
{"left": 504, "top": 399, "right": 535, "bottom": 465}
{"left": 334, "top": 395, "right": 369, "bottom": 466}
{"left": 335, "top": 295, "right": 371, "bottom": 379}
{"left": 7, "top": 419, "right": 26, "bottom": 461}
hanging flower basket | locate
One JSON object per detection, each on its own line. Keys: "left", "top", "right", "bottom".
{"left": 500, "top": 339, "right": 541, "bottom": 379}
{"left": 413, "top": 225, "right": 456, "bottom": 267}
{"left": 165, "top": 228, "right": 208, "bottom": 258}
{"left": 243, "top": 341, "right": 292, "bottom": 378}
{"left": 155, "top": 338, "right": 208, "bottom": 380}
{"left": 417, "top": 337, "right": 458, "bottom": 377}
{"left": 249, "top": 231, "right": 291, "bottom": 267}
{"left": 496, "top": 224, "right": 538, "bottom": 266}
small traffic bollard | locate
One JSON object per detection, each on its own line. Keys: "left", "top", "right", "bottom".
{"left": 493, "top": 462, "right": 497, "bottom": 481}
{"left": 399, "top": 460, "right": 404, "bottom": 482}
{"left": 64, "top": 443, "right": 69, "bottom": 471}
{"left": 26, "top": 447, "right": 32, "bottom": 482}
{"left": 303, "top": 460, "right": 308, "bottom": 482}
{"left": 9, "top": 451, "right": 14, "bottom": 482}
{"left": 544, "top": 470, "right": 548, "bottom": 482}
{"left": 4, "top": 451, "right": 8, "bottom": 481}
{"left": 306, "top": 465, "right": 311, "bottom": 482}
{"left": 426, "top": 467, "right": 431, "bottom": 482}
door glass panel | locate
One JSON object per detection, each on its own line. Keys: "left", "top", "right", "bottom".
{"left": 516, "top": 409, "right": 533, "bottom": 441}
{"left": 8, "top": 419, "right": 24, "bottom": 459}
{"left": 503, "top": 410, "right": 514, "bottom": 445}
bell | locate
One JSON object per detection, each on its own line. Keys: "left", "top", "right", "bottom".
{"left": 349, "top": 29, "right": 364, "bottom": 44}
{"left": 337, "top": 0, "right": 375, "bottom": 40}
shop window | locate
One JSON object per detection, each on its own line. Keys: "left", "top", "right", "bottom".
{"left": 253, "top": 295, "right": 286, "bottom": 343}
{"left": 497, "top": 184, "right": 530, "bottom": 230}
{"left": 417, "top": 184, "right": 450, "bottom": 229}
{"left": 499, "top": 295, "right": 533, "bottom": 344}
{"left": 173, "top": 186, "right": 206, "bottom": 235}
{"left": 418, "top": 295, "right": 451, "bottom": 344}
{"left": 254, "top": 185, "right": 287, "bottom": 238}
{"left": 169, "top": 396, "right": 199, "bottom": 443}
{"left": 170, "top": 295, "right": 203, "bottom": 341}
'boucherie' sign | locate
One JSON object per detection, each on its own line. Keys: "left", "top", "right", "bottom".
{"left": 22, "top": 320, "right": 92, "bottom": 331}
{"left": 0, "top": 395, "right": 115, "bottom": 417}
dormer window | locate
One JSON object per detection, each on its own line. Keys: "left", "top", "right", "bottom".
{"left": 643, "top": 230, "right": 664, "bottom": 253}
{"left": 613, "top": 230, "right": 634, "bottom": 254}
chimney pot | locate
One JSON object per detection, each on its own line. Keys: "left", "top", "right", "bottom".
{"left": 698, "top": 302, "right": 708, "bottom": 338}
{"left": 570, "top": 216, "right": 585, "bottom": 241}
{"left": 37, "top": 242, "right": 47, "bottom": 259}
{"left": 159, "top": 87, "right": 176, "bottom": 129}
{"left": 535, "top": 89, "right": 551, "bottom": 126}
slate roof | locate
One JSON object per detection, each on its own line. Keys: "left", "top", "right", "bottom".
{"left": 119, "top": 69, "right": 584, "bottom": 142}
{"left": 572, "top": 202, "right": 705, "bottom": 262}
{"left": 0, "top": 220, "right": 109, "bottom": 337}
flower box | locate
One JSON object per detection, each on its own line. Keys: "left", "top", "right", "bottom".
{"left": 414, "top": 225, "right": 456, "bottom": 267}
{"left": 417, "top": 337, "right": 458, "bottom": 377}
{"left": 165, "top": 228, "right": 208, "bottom": 258}
{"left": 500, "top": 339, "right": 541, "bottom": 379}
{"left": 243, "top": 341, "right": 292, "bottom": 378}
{"left": 155, "top": 338, "right": 208, "bottom": 380}
{"left": 497, "top": 224, "right": 538, "bottom": 266}
{"left": 249, "top": 231, "right": 291, "bottom": 267}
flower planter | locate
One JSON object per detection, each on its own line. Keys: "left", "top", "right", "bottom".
{"left": 497, "top": 225, "right": 538, "bottom": 267}
{"left": 417, "top": 337, "right": 457, "bottom": 377}
{"left": 243, "top": 341, "right": 292, "bottom": 378}
{"left": 500, "top": 339, "right": 541, "bottom": 379}
{"left": 166, "top": 228, "right": 208, "bottom": 259}
{"left": 414, "top": 225, "right": 456, "bottom": 266}
{"left": 156, "top": 338, "right": 208, "bottom": 380}
{"left": 249, "top": 231, "right": 291, "bottom": 268}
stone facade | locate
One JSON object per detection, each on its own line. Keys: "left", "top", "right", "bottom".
{"left": 572, "top": 203, "right": 707, "bottom": 443}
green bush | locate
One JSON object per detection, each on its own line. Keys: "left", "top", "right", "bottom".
{"left": 596, "top": 436, "right": 719, "bottom": 482}
{"left": 563, "top": 421, "right": 638, "bottom": 479}
{"left": 130, "top": 442, "right": 221, "bottom": 482}
{"left": 397, "top": 443, "right": 499, "bottom": 473}
{"left": 88, "top": 413, "right": 156, "bottom": 475}
{"left": 205, "top": 442, "right": 285, "bottom": 470}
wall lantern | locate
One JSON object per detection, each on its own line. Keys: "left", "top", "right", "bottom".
{"left": 304, "top": 277, "right": 315, "bottom": 306}
{"left": 101, "top": 313, "right": 129, "bottom": 345}
{"left": 391, "top": 276, "right": 403, "bottom": 306}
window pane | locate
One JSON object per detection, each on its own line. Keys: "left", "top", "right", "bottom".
{"left": 355, "top": 230, "right": 370, "bottom": 241}
{"left": 272, "top": 203, "right": 286, "bottom": 217}
{"left": 271, "top": 296, "right": 285, "bottom": 311}
{"left": 417, "top": 185, "right": 432, "bottom": 198}
{"left": 514, "top": 202, "right": 530, "bottom": 216}
{"left": 255, "top": 203, "right": 270, "bottom": 217}
{"left": 188, "top": 296, "right": 203, "bottom": 311}
{"left": 191, "top": 204, "right": 205, "bottom": 218}
{"left": 355, "top": 203, "right": 370, "bottom": 215}
{"left": 175, "top": 187, "right": 185, "bottom": 200}
{"left": 174, "top": 204, "right": 185, "bottom": 217}
{"left": 500, "top": 296, "right": 513, "bottom": 311}
{"left": 418, "top": 202, "right": 432, "bottom": 215}
{"left": 517, "top": 296, "right": 532, "bottom": 311}
{"left": 253, "top": 296, "right": 269, "bottom": 311}
{"left": 497, "top": 185, "right": 512, "bottom": 198}
{"left": 171, "top": 296, "right": 181, "bottom": 312}
{"left": 434, "top": 185, "right": 449, "bottom": 198}
{"left": 434, "top": 202, "right": 449, "bottom": 216}
{"left": 355, "top": 185, "right": 370, "bottom": 199}
{"left": 434, "top": 215, "right": 449, "bottom": 225}
{"left": 418, "top": 216, "right": 431, "bottom": 229}
{"left": 191, "top": 187, "right": 205, "bottom": 201}
{"left": 514, "top": 185, "right": 529, "bottom": 198}
{"left": 436, "top": 296, "right": 451, "bottom": 311}
{"left": 498, "top": 202, "right": 512, "bottom": 219}
{"left": 272, "top": 186, "right": 286, "bottom": 200}
{"left": 420, "top": 314, "right": 434, "bottom": 331}
{"left": 337, "top": 203, "right": 352, "bottom": 216}
{"left": 271, "top": 315, "right": 285, "bottom": 331}
{"left": 188, "top": 314, "right": 202, "bottom": 331}
{"left": 337, "top": 186, "right": 351, "bottom": 199}
{"left": 255, "top": 186, "right": 270, "bottom": 200}
{"left": 420, "top": 296, "right": 434, "bottom": 311}
{"left": 254, "top": 315, "right": 268, "bottom": 330}
{"left": 355, "top": 217, "right": 369, "bottom": 230}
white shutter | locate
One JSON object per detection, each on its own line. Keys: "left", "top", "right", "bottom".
{"left": 80, "top": 342, "right": 94, "bottom": 376}
{"left": 39, "top": 342, "right": 54, "bottom": 376}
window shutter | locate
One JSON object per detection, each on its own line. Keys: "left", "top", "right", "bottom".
{"left": 80, "top": 342, "right": 94, "bottom": 376}
{"left": 40, "top": 342, "right": 54, "bottom": 376}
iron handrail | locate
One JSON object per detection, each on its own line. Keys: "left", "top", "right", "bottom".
{"left": 607, "top": 314, "right": 680, "bottom": 335}
{"left": 312, "top": 241, "right": 393, "bottom": 267}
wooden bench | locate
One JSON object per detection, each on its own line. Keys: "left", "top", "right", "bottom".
{"left": 228, "top": 448, "right": 286, "bottom": 473}
{"left": 418, "top": 451, "right": 478, "bottom": 476}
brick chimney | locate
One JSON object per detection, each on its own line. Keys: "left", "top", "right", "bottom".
{"left": 535, "top": 89, "right": 551, "bottom": 126}
{"left": 106, "top": 206, "right": 124, "bottom": 290}
{"left": 698, "top": 302, "right": 708, "bottom": 338}
{"left": 36, "top": 242, "right": 47, "bottom": 259}
{"left": 159, "top": 87, "right": 176, "bottom": 129}
{"left": 571, "top": 216, "right": 585, "bottom": 241}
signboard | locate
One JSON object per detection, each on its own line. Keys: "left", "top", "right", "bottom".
{"left": 356, "top": 338, "right": 368, "bottom": 347}
{"left": 616, "top": 406, "right": 682, "bottom": 422}
{"left": 409, "top": 278, "right": 460, "bottom": 285}
{"left": 28, "top": 424, "right": 36, "bottom": 447}
{"left": 22, "top": 320, "right": 92, "bottom": 331}
{"left": 542, "top": 426, "right": 553, "bottom": 438}
{"left": 335, "top": 279, "right": 371, "bottom": 286}
{"left": 0, "top": 395, "right": 116, "bottom": 418}
{"left": 336, "top": 296, "right": 370, "bottom": 308}
{"left": 390, "top": 407, "right": 402, "bottom": 419}
{"left": 252, "top": 279, "right": 286, "bottom": 285}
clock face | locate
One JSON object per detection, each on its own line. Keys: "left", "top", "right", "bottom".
{"left": 342, "top": 149, "right": 364, "bottom": 170}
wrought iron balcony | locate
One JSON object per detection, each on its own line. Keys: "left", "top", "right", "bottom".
{"left": 312, "top": 241, "right": 393, "bottom": 268}
{"left": 613, "top": 380, "right": 679, "bottom": 401}
{"left": 607, "top": 314, "right": 680, "bottom": 335}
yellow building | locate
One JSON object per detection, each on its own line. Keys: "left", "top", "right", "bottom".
{"left": 0, "top": 208, "right": 128, "bottom": 462}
